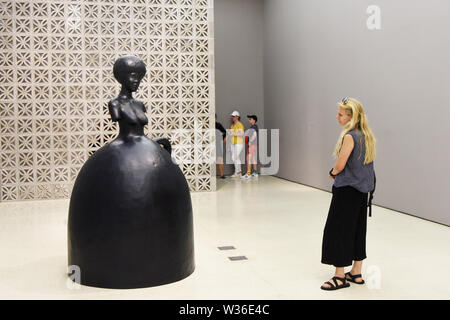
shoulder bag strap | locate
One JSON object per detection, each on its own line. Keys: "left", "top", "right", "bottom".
{"left": 368, "top": 172, "right": 376, "bottom": 217}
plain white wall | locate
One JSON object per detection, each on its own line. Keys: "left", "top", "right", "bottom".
{"left": 263, "top": 0, "right": 450, "bottom": 225}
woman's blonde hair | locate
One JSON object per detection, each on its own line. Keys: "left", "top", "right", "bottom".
{"left": 333, "top": 97, "right": 376, "bottom": 164}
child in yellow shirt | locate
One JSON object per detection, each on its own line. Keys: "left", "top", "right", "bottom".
{"left": 229, "top": 110, "right": 244, "bottom": 177}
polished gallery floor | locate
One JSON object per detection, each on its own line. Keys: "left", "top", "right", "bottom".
{"left": 0, "top": 176, "right": 448, "bottom": 299}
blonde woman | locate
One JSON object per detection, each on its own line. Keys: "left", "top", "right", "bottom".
{"left": 320, "top": 97, "right": 376, "bottom": 291}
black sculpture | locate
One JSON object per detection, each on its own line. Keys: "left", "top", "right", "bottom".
{"left": 67, "top": 55, "right": 195, "bottom": 289}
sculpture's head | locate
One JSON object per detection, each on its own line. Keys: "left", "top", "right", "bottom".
{"left": 113, "top": 55, "right": 146, "bottom": 92}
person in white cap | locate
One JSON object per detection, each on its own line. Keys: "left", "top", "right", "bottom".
{"left": 229, "top": 110, "right": 244, "bottom": 177}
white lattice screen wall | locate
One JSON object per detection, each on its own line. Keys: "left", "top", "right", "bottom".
{"left": 0, "top": 0, "right": 216, "bottom": 201}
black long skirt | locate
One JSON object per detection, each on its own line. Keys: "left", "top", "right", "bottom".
{"left": 321, "top": 185, "right": 368, "bottom": 268}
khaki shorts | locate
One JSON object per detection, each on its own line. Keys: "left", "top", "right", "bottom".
{"left": 248, "top": 144, "right": 257, "bottom": 155}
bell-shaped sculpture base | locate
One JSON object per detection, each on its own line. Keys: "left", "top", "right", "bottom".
{"left": 68, "top": 136, "right": 195, "bottom": 289}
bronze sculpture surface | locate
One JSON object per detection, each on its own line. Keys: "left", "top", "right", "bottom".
{"left": 68, "top": 56, "right": 195, "bottom": 289}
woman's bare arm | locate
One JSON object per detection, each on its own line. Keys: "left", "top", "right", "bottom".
{"left": 330, "top": 134, "right": 354, "bottom": 177}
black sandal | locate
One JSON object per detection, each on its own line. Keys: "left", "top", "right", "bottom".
{"left": 320, "top": 276, "right": 350, "bottom": 291}
{"left": 345, "top": 272, "right": 365, "bottom": 284}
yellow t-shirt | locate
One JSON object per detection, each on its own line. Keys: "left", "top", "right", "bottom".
{"left": 230, "top": 122, "right": 244, "bottom": 145}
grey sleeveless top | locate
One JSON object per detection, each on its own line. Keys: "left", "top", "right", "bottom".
{"left": 334, "top": 129, "right": 375, "bottom": 193}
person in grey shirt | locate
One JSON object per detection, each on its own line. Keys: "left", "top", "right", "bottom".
{"left": 320, "top": 97, "right": 376, "bottom": 291}
{"left": 241, "top": 115, "right": 259, "bottom": 179}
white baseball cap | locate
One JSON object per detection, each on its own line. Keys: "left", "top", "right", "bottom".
{"left": 230, "top": 110, "right": 240, "bottom": 117}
